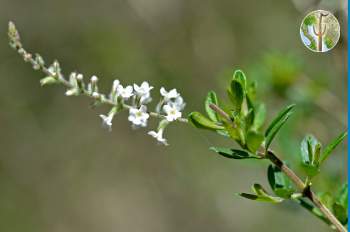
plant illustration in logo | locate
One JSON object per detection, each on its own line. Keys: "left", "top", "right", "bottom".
{"left": 300, "top": 10, "right": 340, "bottom": 52}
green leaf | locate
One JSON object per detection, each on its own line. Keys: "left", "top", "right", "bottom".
{"left": 40, "top": 76, "right": 57, "bottom": 86}
{"left": 300, "top": 134, "right": 320, "bottom": 165}
{"left": 335, "top": 184, "right": 348, "bottom": 209}
{"left": 267, "top": 165, "right": 295, "bottom": 198}
{"left": 265, "top": 104, "right": 295, "bottom": 137}
{"left": 265, "top": 108, "right": 293, "bottom": 150}
{"left": 318, "top": 192, "right": 333, "bottom": 210}
{"left": 332, "top": 184, "right": 348, "bottom": 225}
{"left": 245, "top": 108, "right": 254, "bottom": 130}
{"left": 238, "top": 183, "right": 283, "bottom": 203}
{"left": 252, "top": 103, "right": 266, "bottom": 131}
{"left": 227, "top": 80, "right": 244, "bottom": 113}
{"left": 333, "top": 203, "right": 347, "bottom": 225}
{"left": 210, "top": 147, "right": 261, "bottom": 160}
{"left": 188, "top": 112, "right": 224, "bottom": 131}
{"left": 246, "top": 131, "right": 264, "bottom": 153}
{"left": 232, "top": 69, "right": 247, "bottom": 90}
{"left": 205, "top": 91, "right": 220, "bottom": 122}
{"left": 320, "top": 132, "right": 347, "bottom": 164}
{"left": 300, "top": 135, "right": 322, "bottom": 177}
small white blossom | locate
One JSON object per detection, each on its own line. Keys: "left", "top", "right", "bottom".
{"left": 134, "top": 81, "right": 153, "bottom": 96}
{"left": 128, "top": 105, "right": 149, "bottom": 127}
{"left": 69, "top": 72, "right": 78, "bottom": 86}
{"left": 163, "top": 104, "right": 182, "bottom": 122}
{"left": 112, "top": 80, "right": 120, "bottom": 91}
{"left": 117, "top": 85, "right": 134, "bottom": 99}
{"left": 91, "top": 75, "right": 98, "bottom": 83}
{"left": 148, "top": 130, "right": 168, "bottom": 146}
{"left": 173, "top": 96, "right": 186, "bottom": 111}
{"left": 99, "top": 113, "right": 114, "bottom": 131}
{"left": 134, "top": 81, "right": 153, "bottom": 105}
{"left": 160, "top": 87, "right": 179, "bottom": 101}
{"left": 92, "top": 92, "right": 100, "bottom": 98}
{"left": 76, "top": 73, "right": 83, "bottom": 81}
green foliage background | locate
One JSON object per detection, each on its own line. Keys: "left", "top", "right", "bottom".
{"left": 0, "top": 0, "right": 347, "bottom": 231}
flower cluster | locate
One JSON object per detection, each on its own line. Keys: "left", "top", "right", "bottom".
{"left": 61, "top": 70, "right": 187, "bottom": 145}
{"left": 92, "top": 79, "right": 186, "bottom": 145}
{"left": 8, "top": 22, "right": 187, "bottom": 145}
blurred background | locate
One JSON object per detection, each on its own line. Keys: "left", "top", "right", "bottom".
{"left": 0, "top": 0, "right": 348, "bottom": 231}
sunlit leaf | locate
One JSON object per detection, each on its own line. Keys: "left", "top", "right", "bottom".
{"left": 205, "top": 91, "right": 219, "bottom": 122}
{"left": 227, "top": 80, "right": 244, "bottom": 113}
{"left": 320, "top": 132, "right": 347, "bottom": 164}
{"left": 267, "top": 165, "right": 295, "bottom": 198}
{"left": 265, "top": 105, "right": 294, "bottom": 150}
{"left": 252, "top": 103, "right": 266, "bottom": 131}
{"left": 232, "top": 69, "right": 247, "bottom": 90}
{"left": 246, "top": 130, "right": 264, "bottom": 153}
{"left": 265, "top": 104, "right": 295, "bottom": 137}
{"left": 188, "top": 112, "right": 224, "bottom": 131}
{"left": 210, "top": 147, "right": 261, "bottom": 160}
{"left": 238, "top": 183, "right": 283, "bottom": 203}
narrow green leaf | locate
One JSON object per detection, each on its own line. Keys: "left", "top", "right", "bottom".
{"left": 320, "top": 132, "right": 347, "bottom": 164}
{"left": 246, "top": 131, "right": 264, "bottom": 153}
{"left": 265, "top": 112, "right": 292, "bottom": 150}
{"left": 205, "top": 91, "right": 219, "bottom": 122}
{"left": 265, "top": 104, "right": 295, "bottom": 137}
{"left": 267, "top": 165, "right": 295, "bottom": 198}
{"left": 232, "top": 69, "right": 247, "bottom": 90}
{"left": 252, "top": 103, "right": 266, "bottom": 131}
{"left": 335, "top": 184, "right": 348, "bottom": 209}
{"left": 333, "top": 203, "right": 347, "bottom": 225}
{"left": 227, "top": 80, "right": 244, "bottom": 112}
{"left": 238, "top": 193, "right": 283, "bottom": 203}
{"left": 314, "top": 143, "right": 322, "bottom": 166}
{"left": 210, "top": 147, "right": 261, "bottom": 160}
{"left": 188, "top": 112, "right": 224, "bottom": 131}
{"left": 300, "top": 134, "right": 320, "bottom": 165}
{"left": 252, "top": 183, "right": 268, "bottom": 195}
{"left": 238, "top": 183, "right": 283, "bottom": 203}
{"left": 245, "top": 108, "right": 254, "bottom": 130}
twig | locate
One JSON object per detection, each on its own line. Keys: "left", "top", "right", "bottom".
{"left": 208, "top": 103, "right": 347, "bottom": 232}
{"left": 266, "top": 151, "right": 347, "bottom": 232}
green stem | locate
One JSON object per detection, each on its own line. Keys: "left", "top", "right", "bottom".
{"left": 209, "top": 103, "right": 346, "bottom": 232}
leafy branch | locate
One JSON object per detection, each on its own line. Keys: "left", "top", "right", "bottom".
{"left": 189, "top": 70, "right": 347, "bottom": 231}
{"left": 8, "top": 22, "right": 347, "bottom": 231}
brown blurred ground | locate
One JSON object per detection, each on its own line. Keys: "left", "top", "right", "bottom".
{"left": 0, "top": 0, "right": 347, "bottom": 231}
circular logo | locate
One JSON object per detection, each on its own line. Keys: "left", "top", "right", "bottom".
{"left": 300, "top": 10, "right": 340, "bottom": 52}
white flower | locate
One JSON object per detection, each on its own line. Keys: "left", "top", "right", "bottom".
{"left": 148, "top": 130, "right": 168, "bottom": 146}
{"left": 160, "top": 87, "right": 179, "bottom": 101}
{"left": 128, "top": 105, "right": 149, "bottom": 127}
{"left": 173, "top": 96, "right": 186, "bottom": 111}
{"left": 99, "top": 114, "right": 113, "bottom": 131}
{"left": 140, "top": 95, "right": 152, "bottom": 104}
{"left": 163, "top": 104, "right": 182, "bottom": 122}
{"left": 134, "top": 81, "right": 153, "bottom": 104}
{"left": 134, "top": 81, "right": 153, "bottom": 96}
{"left": 76, "top": 73, "right": 83, "bottom": 81}
{"left": 91, "top": 75, "right": 98, "bottom": 83}
{"left": 112, "top": 80, "right": 120, "bottom": 91}
{"left": 92, "top": 92, "right": 100, "bottom": 98}
{"left": 117, "top": 84, "right": 133, "bottom": 99}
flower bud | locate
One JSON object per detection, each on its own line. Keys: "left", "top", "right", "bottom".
{"left": 91, "top": 75, "right": 98, "bottom": 83}
{"left": 77, "top": 74, "right": 83, "bottom": 81}
{"left": 92, "top": 92, "right": 100, "bottom": 99}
